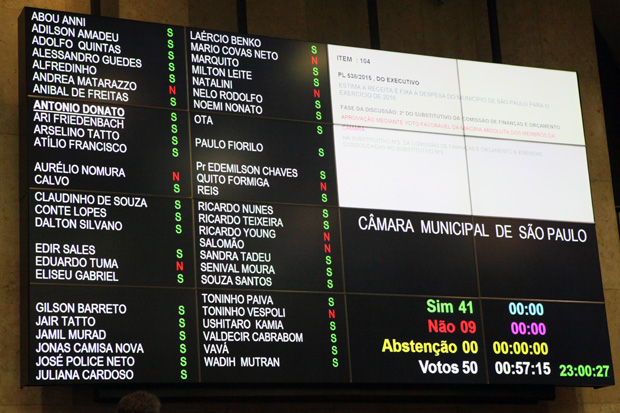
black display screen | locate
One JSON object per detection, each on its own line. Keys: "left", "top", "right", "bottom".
{"left": 20, "top": 7, "right": 614, "bottom": 387}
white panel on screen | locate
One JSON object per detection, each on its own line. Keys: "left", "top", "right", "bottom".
{"left": 334, "top": 124, "right": 471, "bottom": 214}
{"left": 328, "top": 45, "right": 463, "bottom": 135}
{"left": 466, "top": 137, "right": 594, "bottom": 222}
{"left": 457, "top": 60, "right": 585, "bottom": 145}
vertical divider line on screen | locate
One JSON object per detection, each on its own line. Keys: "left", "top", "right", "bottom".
{"left": 454, "top": 59, "right": 490, "bottom": 383}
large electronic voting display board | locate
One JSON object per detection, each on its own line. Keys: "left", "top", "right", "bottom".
{"left": 19, "top": 8, "right": 614, "bottom": 387}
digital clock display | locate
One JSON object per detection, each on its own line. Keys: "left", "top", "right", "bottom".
{"left": 20, "top": 7, "right": 614, "bottom": 388}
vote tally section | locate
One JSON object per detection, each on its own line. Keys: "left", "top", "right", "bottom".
{"left": 20, "top": 7, "right": 614, "bottom": 387}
